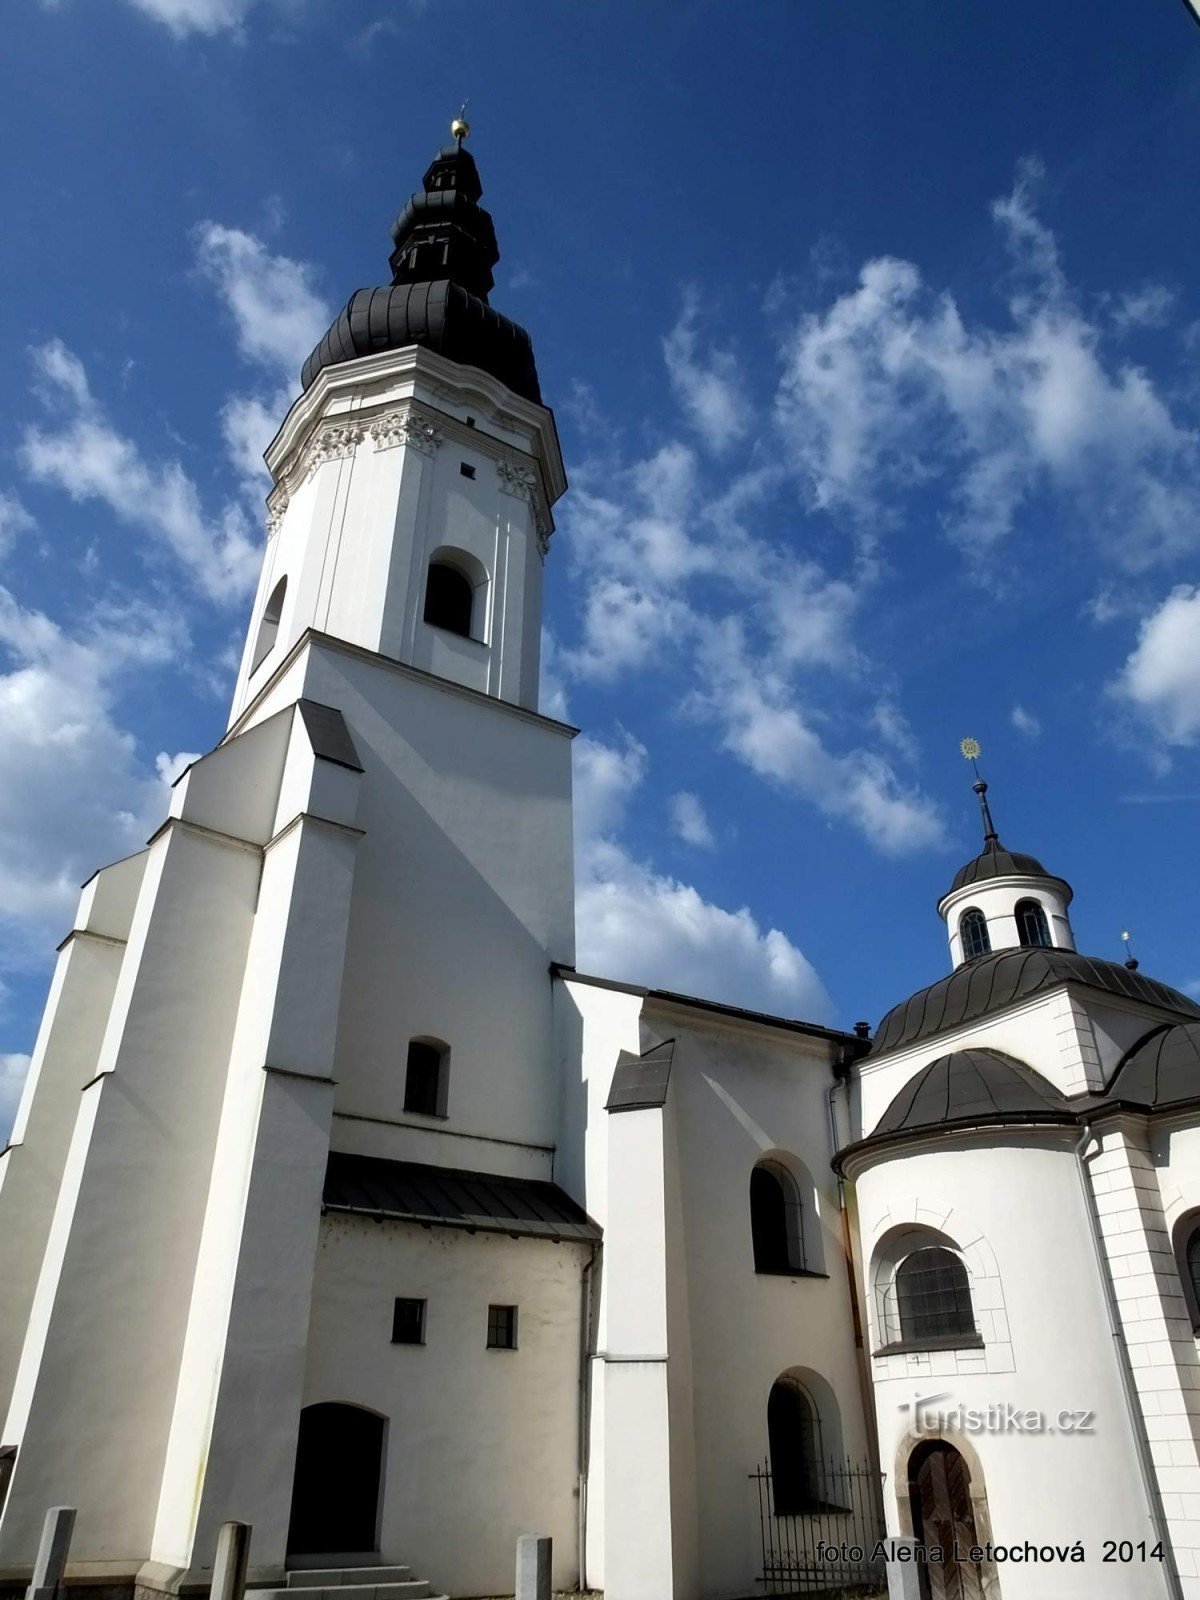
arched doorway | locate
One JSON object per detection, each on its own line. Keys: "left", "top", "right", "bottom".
{"left": 908, "top": 1441, "right": 985, "bottom": 1600}
{"left": 287, "top": 1402, "right": 386, "bottom": 1557}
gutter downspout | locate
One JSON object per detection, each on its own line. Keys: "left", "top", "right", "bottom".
{"left": 828, "top": 1047, "right": 881, "bottom": 1467}
{"left": 1073, "top": 1122, "right": 1182, "bottom": 1600}
{"left": 577, "top": 1242, "right": 600, "bottom": 1593}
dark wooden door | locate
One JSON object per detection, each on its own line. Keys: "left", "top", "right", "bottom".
{"left": 909, "top": 1443, "right": 986, "bottom": 1600}
{"left": 287, "top": 1403, "right": 385, "bottom": 1556}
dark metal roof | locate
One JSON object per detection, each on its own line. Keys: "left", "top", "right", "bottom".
{"left": 322, "top": 1151, "right": 600, "bottom": 1243}
{"left": 606, "top": 1040, "right": 675, "bottom": 1113}
{"left": 300, "top": 138, "right": 541, "bottom": 404}
{"left": 869, "top": 948, "right": 1200, "bottom": 1062}
{"left": 296, "top": 699, "right": 363, "bottom": 772}
{"left": 945, "top": 839, "right": 1068, "bottom": 899}
{"left": 874, "top": 1049, "right": 1072, "bottom": 1136}
{"left": 1106, "top": 1022, "right": 1200, "bottom": 1111}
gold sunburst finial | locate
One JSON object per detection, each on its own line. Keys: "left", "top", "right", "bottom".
{"left": 960, "top": 737, "right": 981, "bottom": 762}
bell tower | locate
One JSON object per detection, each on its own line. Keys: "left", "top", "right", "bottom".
{"left": 0, "top": 121, "right": 577, "bottom": 1587}
{"left": 228, "top": 119, "right": 565, "bottom": 726}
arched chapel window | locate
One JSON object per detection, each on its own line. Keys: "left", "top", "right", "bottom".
{"left": 959, "top": 907, "right": 990, "bottom": 961}
{"left": 768, "top": 1377, "right": 829, "bottom": 1515}
{"left": 423, "top": 561, "right": 474, "bottom": 637}
{"left": 1016, "top": 898, "right": 1051, "bottom": 948}
{"left": 895, "top": 1246, "right": 976, "bottom": 1343}
{"left": 1172, "top": 1212, "right": 1200, "bottom": 1333}
{"left": 404, "top": 1038, "right": 449, "bottom": 1118}
{"left": 251, "top": 576, "right": 287, "bottom": 673}
{"left": 751, "top": 1160, "right": 806, "bottom": 1275}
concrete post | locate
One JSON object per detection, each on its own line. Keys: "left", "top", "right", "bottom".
{"left": 25, "top": 1507, "right": 76, "bottom": 1600}
{"left": 516, "top": 1534, "right": 552, "bottom": 1600}
{"left": 210, "top": 1521, "right": 251, "bottom": 1600}
{"left": 881, "top": 1536, "right": 923, "bottom": 1600}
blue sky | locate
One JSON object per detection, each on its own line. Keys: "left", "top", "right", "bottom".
{"left": 3, "top": 0, "right": 1200, "bottom": 1130}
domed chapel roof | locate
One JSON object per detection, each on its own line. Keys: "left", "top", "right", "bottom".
{"left": 868, "top": 947, "right": 1200, "bottom": 1062}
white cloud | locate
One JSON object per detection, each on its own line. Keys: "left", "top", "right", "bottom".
{"left": 118, "top": 0, "right": 300, "bottom": 37}
{"left": 194, "top": 224, "right": 329, "bottom": 378}
{"left": 0, "top": 494, "right": 35, "bottom": 562}
{"left": 573, "top": 735, "right": 829, "bottom": 1019}
{"left": 662, "top": 291, "right": 749, "bottom": 453}
{"left": 0, "top": 588, "right": 184, "bottom": 973}
{"left": 1, "top": 1054, "right": 31, "bottom": 1144}
{"left": 193, "top": 223, "right": 330, "bottom": 488}
{"left": 559, "top": 389, "right": 941, "bottom": 856}
{"left": 1113, "top": 585, "right": 1200, "bottom": 746}
{"left": 21, "top": 342, "right": 259, "bottom": 604}
{"left": 669, "top": 791, "right": 714, "bottom": 850}
{"left": 774, "top": 164, "right": 1200, "bottom": 567}
{"left": 1011, "top": 704, "right": 1041, "bottom": 738}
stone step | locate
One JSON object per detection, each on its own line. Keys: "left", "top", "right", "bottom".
{"left": 257, "top": 1584, "right": 430, "bottom": 1600}
{"left": 285, "top": 1571, "right": 412, "bottom": 1589}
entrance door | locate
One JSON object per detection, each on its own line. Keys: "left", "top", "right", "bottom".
{"left": 908, "top": 1442, "right": 986, "bottom": 1600}
{"left": 287, "top": 1403, "right": 386, "bottom": 1556}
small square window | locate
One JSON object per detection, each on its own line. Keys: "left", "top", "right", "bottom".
{"left": 392, "top": 1297, "right": 426, "bottom": 1345}
{"left": 486, "top": 1304, "right": 517, "bottom": 1350}
{"left": 460, "top": 462, "right": 476, "bottom": 479}
{"left": 465, "top": 416, "right": 476, "bottom": 428}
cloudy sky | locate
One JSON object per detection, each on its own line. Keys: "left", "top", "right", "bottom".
{"left": 2, "top": 0, "right": 1200, "bottom": 1133}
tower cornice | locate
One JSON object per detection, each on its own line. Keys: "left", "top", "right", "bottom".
{"left": 264, "top": 344, "right": 567, "bottom": 521}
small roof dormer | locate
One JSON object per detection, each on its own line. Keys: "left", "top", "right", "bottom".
{"left": 937, "top": 746, "right": 1075, "bottom": 969}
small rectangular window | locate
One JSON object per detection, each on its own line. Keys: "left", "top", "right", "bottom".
{"left": 465, "top": 416, "right": 476, "bottom": 428}
{"left": 486, "top": 1304, "right": 517, "bottom": 1350}
{"left": 460, "top": 462, "right": 476, "bottom": 479}
{"left": 392, "top": 1297, "right": 426, "bottom": 1345}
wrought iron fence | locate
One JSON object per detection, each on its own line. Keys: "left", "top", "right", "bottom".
{"left": 751, "top": 1457, "right": 887, "bottom": 1595}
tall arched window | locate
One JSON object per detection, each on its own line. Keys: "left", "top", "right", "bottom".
{"left": 403, "top": 1037, "right": 449, "bottom": 1118}
{"left": 1172, "top": 1212, "right": 1200, "bottom": 1332}
{"left": 423, "top": 561, "right": 474, "bottom": 637}
{"left": 251, "top": 576, "right": 287, "bottom": 673}
{"left": 751, "top": 1160, "right": 806, "bottom": 1274}
{"left": 959, "top": 907, "right": 990, "bottom": 961}
{"left": 1015, "top": 898, "right": 1051, "bottom": 948}
{"left": 895, "top": 1246, "right": 975, "bottom": 1343}
{"left": 768, "top": 1377, "right": 823, "bottom": 1516}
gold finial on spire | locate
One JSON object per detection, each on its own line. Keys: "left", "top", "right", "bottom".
{"left": 960, "top": 737, "right": 981, "bottom": 764}
{"left": 451, "top": 102, "right": 470, "bottom": 144}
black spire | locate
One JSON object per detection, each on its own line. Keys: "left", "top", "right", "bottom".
{"left": 387, "top": 143, "right": 499, "bottom": 301}
{"left": 939, "top": 739, "right": 1070, "bottom": 903}
{"left": 300, "top": 121, "right": 541, "bottom": 403}
{"left": 973, "top": 777, "right": 999, "bottom": 846}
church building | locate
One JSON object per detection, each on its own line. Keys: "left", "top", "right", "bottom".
{"left": 3, "top": 124, "right": 1200, "bottom": 1600}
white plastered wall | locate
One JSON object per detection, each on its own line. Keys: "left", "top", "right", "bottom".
{"left": 854, "top": 1137, "right": 1164, "bottom": 1599}
{"left": 300, "top": 1214, "right": 588, "bottom": 1596}
{"left": 0, "top": 848, "right": 147, "bottom": 1430}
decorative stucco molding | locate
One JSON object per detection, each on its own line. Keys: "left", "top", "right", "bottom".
{"left": 266, "top": 488, "right": 289, "bottom": 540}
{"left": 368, "top": 407, "right": 444, "bottom": 457}
{"left": 303, "top": 422, "right": 363, "bottom": 482}
{"left": 496, "top": 458, "right": 552, "bottom": 557}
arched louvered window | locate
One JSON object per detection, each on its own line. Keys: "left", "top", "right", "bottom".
{"left": 895, "top": 1246, "right": 976, "bottom": 1343}
{"left": 1016, "top": 898, "right": 1051, "bottom": 948}
{"left": 423, "top": 561, "right": 474, "bottom": 637}
{"left": 959, "top": 907, "right": 990, "bottom": 961}
{"left": 751, "top": 1160, "right": 806, "bottom": 1274}
{"left": 251, "top": 576, "right": 287, "bottom": 673}
{"left": 768, "top": 1378, "right": 824, "bottom": 1516}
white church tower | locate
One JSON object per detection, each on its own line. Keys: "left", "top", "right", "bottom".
{"left": 0, "top": 122, "right": 591, "bottom": 1598}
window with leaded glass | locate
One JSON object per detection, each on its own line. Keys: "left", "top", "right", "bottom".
{"left": 959, "top": 907, "right": 990, "bottom": 961}
{"left": 895, "top": 1246, "right": 976, "bottom": 1343}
